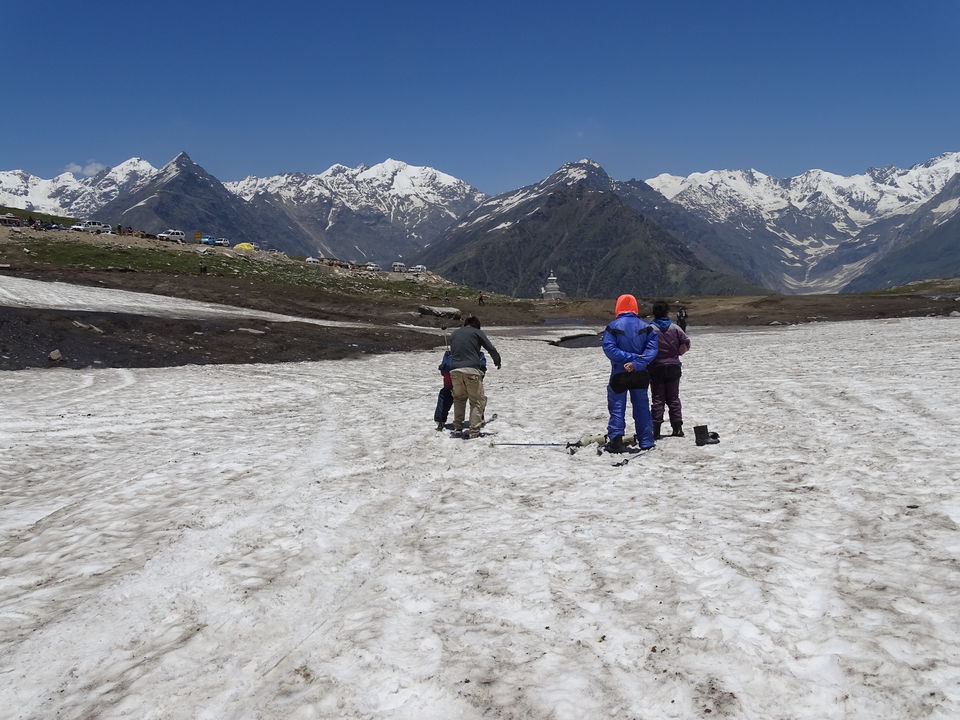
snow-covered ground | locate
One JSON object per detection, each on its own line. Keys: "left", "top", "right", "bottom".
{"left": 1, "top": 281, "right": 959, "bottom": 719}
{"left": 0, "top": 275, "right": 366, "bottom": 328}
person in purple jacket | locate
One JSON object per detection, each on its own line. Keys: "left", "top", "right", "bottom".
{"left": 649, "top": 300, "right": 692, "bottom": 438}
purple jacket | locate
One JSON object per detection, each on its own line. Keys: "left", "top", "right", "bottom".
{"left": 650, "top": 321, "right": 690, "bottom": 367}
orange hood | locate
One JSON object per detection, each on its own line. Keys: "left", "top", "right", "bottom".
{"left": 614, "top": 294, "right": 639, "bottom": 316}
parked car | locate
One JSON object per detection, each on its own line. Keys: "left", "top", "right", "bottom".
{"left": 157, "top": 229, "right": 186, "bottom": 243}
{"left": 409, "top": 264, "right": 427, "bottom": 273}
{"left": 391, "top": 262, "right": 407, "bottom": 272}
{"left": 305, "top": 257, "right": 321, "bottom": 265}
{"left": 214, "top": 238, "right": 230, "bottom": 246}
{"left": 365, "top": 263, "right": 382, "bottom": 271}
{"left": 199, "top": 236, "right": 217, "bottom": 245}
{"left": 70, "top": 220, "right": 108, "bottom": 233}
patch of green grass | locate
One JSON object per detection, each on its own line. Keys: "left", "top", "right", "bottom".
{"left": 862, "top": 278, "right": 960, "bottom": 295}
{"left": 1, "top": 238, "right": 491, "bottom": 299}
{"left": 0, "top": 205, "right": 77, "bottom": 226}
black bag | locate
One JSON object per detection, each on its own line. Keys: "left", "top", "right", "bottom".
{"left": 649, "top": 364, "right": 682, "bottom": 382}
{"left": 609, "top": 370, "right": 650, "bottom": 392}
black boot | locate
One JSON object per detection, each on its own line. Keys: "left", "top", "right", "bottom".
{"left": 604, "top": 435, "right": 625, "bottom": 454}
{"left": 670, "top": 422, "right": 684, "bottom": 437}
{"left": 653, "top": 422, "right": 663, "bottom": 440}
{"left": 694, "top": 425, "right": 720, "bottom": 446}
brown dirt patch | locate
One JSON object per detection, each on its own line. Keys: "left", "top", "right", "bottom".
{"left": 2, "top": 226, "right": 958, "bottom": 369}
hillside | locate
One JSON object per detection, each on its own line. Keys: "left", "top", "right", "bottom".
{"left": 2, "top": 227, "right": 959, "bottom": 370}
{"left": 6, "top": 152, "right": 959, "bottom": 295}
{"left": 414, "top": 162, "right": 763, "bottom": 298}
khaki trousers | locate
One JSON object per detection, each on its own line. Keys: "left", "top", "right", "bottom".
{"left": 451, "top": 371, "right": 487, "bottom": 435}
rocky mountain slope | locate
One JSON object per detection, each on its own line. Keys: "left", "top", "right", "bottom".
{"left": 225, "top": 159, "right": 485, "bottom": 263}
{"left": 2, "top": 155, "right": 485, "bottom": 265}
{"left": 0, "top": 159, "right": 158, "bottom": 218}
{"left": 4, "top": 151, "right": 958, "bottom": 294}
{"left": 413, "top": 160, "right": 762, "bottom": 298}
{"left": 842, "top": 173, "right": 960, "bottom": 291}
{"left": 647, "top": 152, "right": 960, "bottom": 292}
{"left": 93, "top": 154, "right": 317, "bottom": 253}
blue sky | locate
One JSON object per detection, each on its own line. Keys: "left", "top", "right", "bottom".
{"left": 5, "top": 0, "right": 958, "bottom": 194}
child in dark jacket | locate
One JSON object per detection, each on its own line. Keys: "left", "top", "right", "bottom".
{"left": 649, "top": 300, "right": 692, "bottom": 438}
{"left": 435, "top": 351, "right": 454, "bottom": 430}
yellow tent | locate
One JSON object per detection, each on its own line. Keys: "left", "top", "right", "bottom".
{"left": 233, "top": 242, "right": 255, "bottom": 251}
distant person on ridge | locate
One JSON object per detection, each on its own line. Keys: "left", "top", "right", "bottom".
{"left": 677, "top": 306, "right": 688, "bottom": 331}
{"left": 648, "top": 300, "right": 691, "bottom": 439}
{"left": 478, "top": 291, "right": 485, "bottom": 306}
{"left": 449, "top": 315, "right": 501, "bottom": 439}
{"left": 602, "top": 294, "right": 659, "bottom": 453}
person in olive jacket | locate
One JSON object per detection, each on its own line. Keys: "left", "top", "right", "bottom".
{"left": 448, "top": 315, "right": 501, "bottom": 439}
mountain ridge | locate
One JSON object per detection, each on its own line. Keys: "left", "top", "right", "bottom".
{"left": 646, "top": 152, "right": 960, "bottom": 292}
{"left": 413, "top": 160, "right": 763, "bottom": 298}
{"left": 2, "top": 151, "right": 958, "bottom": 293}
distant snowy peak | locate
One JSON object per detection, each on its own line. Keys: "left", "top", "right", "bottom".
{"left": 356, "top": 158, "right": 469, "bottom": 197}
{"left": 87, "top": 157, "right": 156, "bottom": 185}
{"left": 0, "top": 169, "right": 82, "bottom": 214}
{"left": 456, "top": 159, "right": 615, "bottom": 231}
{"left": 154, "top": 152, "right": 201, "bottom": 184}
{"left": 225, "top": 159, "right": 485, "bottom": 218}
{"left": 0, "top": 158, "right": 158, "bottom": 217}
{"left": 88, "top": 158, "right": 158, "bottom": 193}
{"left": 648, "top": 152, "right": 960, "bottom": 225}
{"left": 538, "top": 158, "right": 612, "bottom": 192}
{"left": 645, "top": 151, "right": 960, "bottom": 293}
{"left": 68, "top": 158, "right": 158, "bottom": 217}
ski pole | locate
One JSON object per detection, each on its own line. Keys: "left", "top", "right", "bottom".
{"left": 492, "top": 433, "right": 608, "bottom": 455}
{"left": 492, "top": 441, "right": 581, "bottom": 455}
{"left": 491, "top": 442, "right": 569, "bottom": 447}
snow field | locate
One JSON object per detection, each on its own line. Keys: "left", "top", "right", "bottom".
{"left": 1, "top": 317, "right": 959, "bottom": 719}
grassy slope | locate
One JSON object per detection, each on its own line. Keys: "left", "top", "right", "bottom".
{"left": 2, "top": 231, "right": 958, "bottom": 328}
{"left": 1, "top": 205, "right": 77, "bottom": 226}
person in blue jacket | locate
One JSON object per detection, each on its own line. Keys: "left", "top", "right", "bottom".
{"left": 602, "top": 294, "right": 659, "bottom": 452}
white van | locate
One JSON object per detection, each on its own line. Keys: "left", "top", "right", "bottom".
{"left": 409, "top": 264, "right": 427, "bottom": 273}
{"left": 70, "top": 220, "right": 108, "bottom": 233}
{"left": 157, "top": 229, "right": 186, "bottom": 243}
{"left": 391, "top": 262, "right": 407, "bottom": 272}
{"left": 305, "top": 257, "right": 321, "bottom": 265}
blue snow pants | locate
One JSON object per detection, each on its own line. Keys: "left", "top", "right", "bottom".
{"left": 607, "top": 385, "right": 655, "bottom": 449}
{"left": 434, "top": 386, "right": 453, "bottom": 424}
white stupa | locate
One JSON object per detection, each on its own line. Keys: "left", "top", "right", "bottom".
{"left": 542, "top": 270, "right": 565, "bottom": 301}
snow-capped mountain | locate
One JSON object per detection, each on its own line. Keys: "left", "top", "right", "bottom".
{"left": 1, "top": 155, "right": 485, "bottom": 263}
{"left": 0, "top": 159, "right": 158, "bottom": 218}
{"left": 647, "top": 153, "right": 960, "bottom": 292}
{"left": 414, "top": 159, "right": 761, "bottom": 298}
{"left": 0, "top": 170, "right": 84, "bottom": 215}
{"left": 840, "top": 172, "right": 960, "bottom": 292}
{"left": 225, "top": 159, "right": 486, "bottom": 262}
{"left": 227, "top": 159, "right": 482, "bottom": 226}
{"left": 92, "top": 153, "right": 317, "bottom": 254}
{"left": 5, "top": 151, "right": 958, "bottom": 293}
